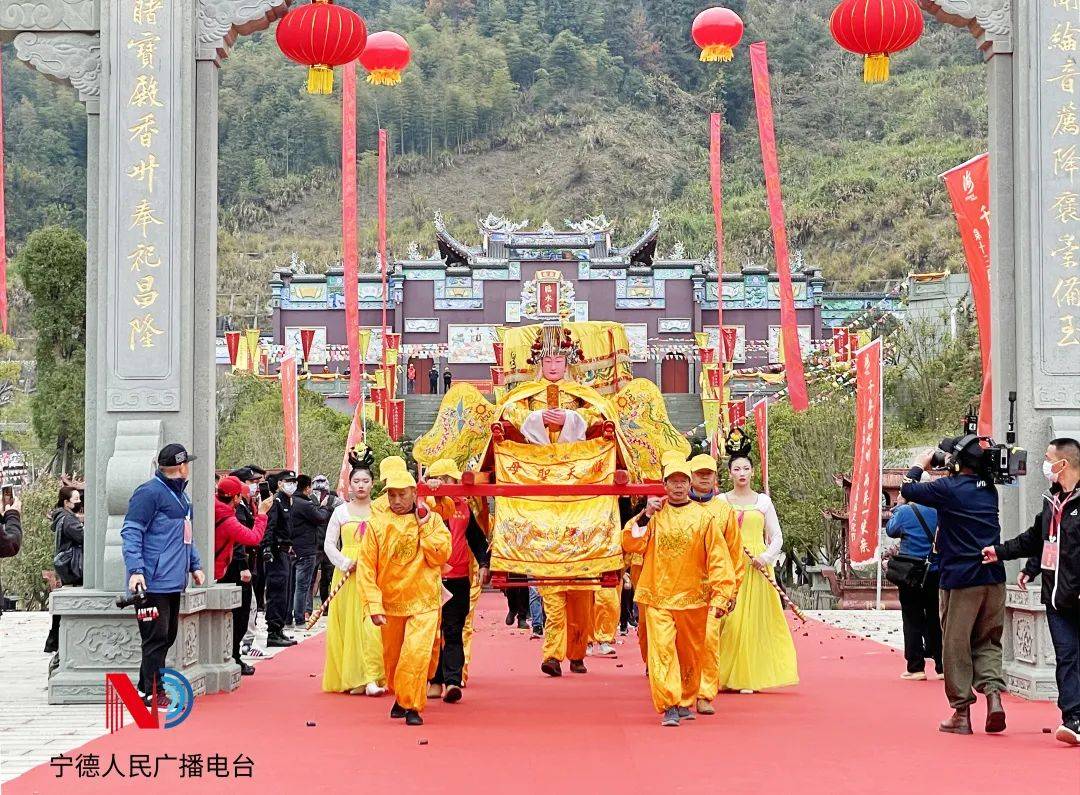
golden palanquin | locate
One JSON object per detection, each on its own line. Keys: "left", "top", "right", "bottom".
{"left": 489, "top": 438, "right": 622, "bottom": 578}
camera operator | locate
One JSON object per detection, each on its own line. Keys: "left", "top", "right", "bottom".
{"left": 260, "top": 469, "right": 298, "bottom": 647}
{"left": 0, "top": 496, "right": 22, "bottom": 619}
{"left": 902, "top": 438, "right": 1007, "bottom": 736}
{"left": 981, "top": 437, "right": 1080, "bottom": 746}
{"left": 120, "top": 444, "right": 205, "bottom": 707}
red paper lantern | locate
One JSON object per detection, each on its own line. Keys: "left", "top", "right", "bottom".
{"left": 360, "top": 31, "right": 411, "bottom": 86}
{"left": 275, "top": 0, "right": 368, "bottom": 95}
{"left": 829, "top": 0, "right": 924, "bottom": 83}
{"left": 691, "top": 7, "right": 745, "bottom": 63}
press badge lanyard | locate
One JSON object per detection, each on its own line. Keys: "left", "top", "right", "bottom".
{"left": 1043, "top": 488, "right": 1075, "bottom": 572}
{"left": 160, "top": 480, "right": 193, "bottom": 545}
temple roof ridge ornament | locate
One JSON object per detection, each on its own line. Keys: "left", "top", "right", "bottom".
{"left": 564, "top": 214, "right": 614, "bottom": 234}
{"left": 434, "top": 210, "right": 478, "bottom": 266}
{"left": 477, "top": 213, "right": 528, "bottom": 235}
{"left": 617, "top": 210, "right": 660, "bottom": 266}
{"left": 918, "top": 0, "right": 1011, "bottom": 56}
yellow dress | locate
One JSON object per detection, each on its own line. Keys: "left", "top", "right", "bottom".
{"left": 322, "top": 507, "right": 386, "bottom": 693}
{"left": 715, "top": 498, "right": 798, "bottom": 692}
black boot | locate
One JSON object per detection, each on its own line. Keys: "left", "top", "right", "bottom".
{"left": 405, "top": 710, "right": 424, "bottom": 726}
{"left": 390, "top": 701, "right": 407, "bottom": 719}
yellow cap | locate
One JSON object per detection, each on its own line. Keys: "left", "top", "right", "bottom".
{"left": 383, "top": 469, "right": 417, "bottom": 490}
{"left": 689, "top": 454, "right": 718, "bottom": 473}
{"left": 378, "top": 456, "right": 406, "bottom": 479}
{"left": 661, "top": 450, "right": 686, "bottom": 468}
{"left": 663, "top": 460, "right": 693, "bottom": 480}
{"left": 426, "top": 459, "right": 463, "bottom": 480}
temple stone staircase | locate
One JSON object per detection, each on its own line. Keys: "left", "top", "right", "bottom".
{"left": 403, "top": 392, "right": 704, "bottom": 443}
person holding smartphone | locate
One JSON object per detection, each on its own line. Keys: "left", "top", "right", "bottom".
{"left": 120, "top": 444, "right": 205, "bottom": 708}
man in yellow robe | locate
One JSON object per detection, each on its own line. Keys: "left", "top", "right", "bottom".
{"left": 622, "top": 460, "right": 737, "bottom": 727}
{"left": 357, "top": 467, "right": 452, "bottom": 726}
{"left": 539, "top": 586, "right": 595, "bottom": 677}
{"left": 688, "top": 453, "right": 745, "bottom": 714}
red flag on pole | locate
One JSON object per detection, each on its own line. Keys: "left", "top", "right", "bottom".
{"left": 753, "top": 398, "right": 769, "bottom": 495}
{"left": 750, "top": 42, "right": 809, "bottom": 412}
{"left": 0, "top": 48, "right": 7, "bottom": 334}
{"left": 848, "top": 338, "right": 883, "bottom": 567}
{"left": 726, "top": 399, "right": 747, "bottom": 429}
{"left": 941, "top": 153, "right": 992, "bottom": 436}
{"left": 378, "top": 129, "right": 389, "bottom": 351}
{"left": 225, "top": 331, "right": 241, "bottom": 366}
{"left": 342, "top": 61, "right": 361, "bottom": 404}
{"left": 281, "top": 354, "right": 300, "bottom": 472}
{"left": 710, "top": 112, "right": 725, "bottom": 364}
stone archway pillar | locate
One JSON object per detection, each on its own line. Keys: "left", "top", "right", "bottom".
{"left": 922, "top": 1, "right": 1078, "bottom": 700}
{"left": 2, "top": 0, "right": 289, "bottom": 704}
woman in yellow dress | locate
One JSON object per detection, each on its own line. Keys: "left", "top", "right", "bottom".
{"left": 715, "top": 452, "right": 798, "bottom": 693}
{"left": 322, "top": 465, "right": 386, "bottom": 695}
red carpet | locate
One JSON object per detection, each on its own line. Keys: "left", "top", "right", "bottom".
{"left": 7, "top": 594, "right": 1078, "bottom": 794}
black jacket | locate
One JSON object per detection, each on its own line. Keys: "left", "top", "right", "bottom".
{"left": 51, "top": 508, "right": 84, "bottom": 586}
{"left": 289, "top": 493, "right": 332, "bottom": 557}
{"left": 261, "top": 491, "right": 293, "bottom": 551}
{"left": 232, "top": 498, "right": 256, "bottom": 568}
{"left": 0, "top": 509, "right": 23, "bottom": 617}
{"left": 995, "top": 484, "right": 1080, "bottom": 612}
{"left": 315, "top": 494, "right": 342, "bottom": 555}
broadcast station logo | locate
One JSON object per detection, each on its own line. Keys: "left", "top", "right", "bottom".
{"left": 105, "top": 669, "right": 195, "bottom": 731}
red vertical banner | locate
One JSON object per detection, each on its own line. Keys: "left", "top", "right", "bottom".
{"left": 388, "top": 399, "right": 405, "bottom": 442}
{"left": 342, "top": 61, "right": 361, "bottom": 404}
{"left": 941, "top": 153, "right": 992, "bottom": 436}
{"left": 378, "top": 129, "right": 389, "bottom": 345}
{"left": 753, "top": 399, "right": 769, "bottom": 495}
{"left": 726, "top": 399, "right": 747, "bottom": 429}
{"left": 0, "top": 48, "right": 7, "bottom": 335}
{"left": 710, "top": 112, "right": 725, "bottom": 364}
{"left": 300, "top": 328, "right": 316, "bottom": 364}
{"left": 281, "top": 354, "right": 300, "bottom": 472}
{"left": 750, "top": 42, "right": 808, "bottom": 412}
{"left": 225, "top": 331, "right": 241, "bottom": 367}
{"left": 847, "top": 338, "right": 883, "bottom": 567}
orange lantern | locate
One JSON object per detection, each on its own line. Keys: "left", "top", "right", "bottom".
{"left": 359, "top": 31, "right": 412, "bottom": 86}
{"left": 275, "top": 0, "right": 368, "bottom": 94}
{"left": 691, "top": 7, "right": 744, "bottom": 63}
{"left": 829, "top": 0, "right": 924, "bottom": 83}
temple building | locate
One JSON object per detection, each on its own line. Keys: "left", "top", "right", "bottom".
{"left": 257, "top": 214, "right": 899, "bottom": 397}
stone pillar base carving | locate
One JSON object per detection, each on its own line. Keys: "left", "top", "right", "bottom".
{"left": 48, "top": 585, "right": 241, "bottom": 705}
{"left": 1003, "top": 584, "right": 1057, "bottom": 702}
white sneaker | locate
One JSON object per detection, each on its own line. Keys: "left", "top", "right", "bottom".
{"left": 598, "top": 642, "right": 616, "bottom": 656}
{"left": 900, "top": 671, "right": 927, "bottom": 681}
{"left": 585, "top": 643, "right": 596, "bottom": 657}
{"left": 365, "top": 682, "right": 387, "bottom": 697}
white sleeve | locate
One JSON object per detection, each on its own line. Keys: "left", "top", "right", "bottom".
{"left": 759, "top": 495, "right": 784, "bottom": 565}
{"left": 557, "top": 410, "right": 587, "bottom": 443}
{"left": 324, "top": 504, "right": 352, "bottom": 571}
{"left": 520, "top": 410, "right": 550, "bottom": 444}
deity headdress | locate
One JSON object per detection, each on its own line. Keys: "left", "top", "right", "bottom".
{"left": 527, "top": 325, "right": 583, "bottom": 366}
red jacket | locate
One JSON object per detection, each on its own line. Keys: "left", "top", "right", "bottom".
{"left": 214, "top": 498, "right": 267, "bottom": 580}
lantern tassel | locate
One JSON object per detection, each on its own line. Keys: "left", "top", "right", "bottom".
{"left": 699, "top": 44, "right": 735, "bottom": 63}
{"left": 365, "top": 68, "right": 403, "bottom": 86}
{"left": 863, "top": 53, "right": 890, "bottom": 83}
{"left": 307, "top": 65, "right": 334, "bottom": 94}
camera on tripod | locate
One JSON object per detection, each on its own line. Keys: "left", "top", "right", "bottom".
{"left": 115, "top": 585, "right": 147, "bottom": 610}
{"left": 929, "top": 394, "right": 1027, "bottom": 485}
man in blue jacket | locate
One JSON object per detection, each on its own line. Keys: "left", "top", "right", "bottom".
{"left": 885, "top": 495, "right": 942, "bottom": 679}
{"left": 901, "top": 440, "right": 1006, "bottom": 736}
{"left": 121, "top": 444, "right": 205, "bottom": 707}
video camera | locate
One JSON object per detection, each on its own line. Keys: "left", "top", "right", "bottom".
{"left": 115, "top": 584, "right": 148, "bottom": 610}
{"left": 929, "top": 393, "right": 1027, "bottom": 485}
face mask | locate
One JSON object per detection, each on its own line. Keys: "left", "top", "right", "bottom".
{"left": 247, "top": 483, "right": 258, "bottom": 496}
{"left": 282, "top": 482, "right": 297, "bottom": 496}
{"left": 1043, "top": 460, "right": 1061, "bottom": 483}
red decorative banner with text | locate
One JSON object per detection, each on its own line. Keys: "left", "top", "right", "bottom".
{"left": 847, "top": 338, "right": 883, "bottom": 567}
{"left": 726, "top": 399, "right": 747, "bottom": 429}
{"left": 753, "top": 398, "right": 769, "bottom": 495}
{"left": 342, "top": 61, "right": 361, "bottom": 404}
{"left": 710, "top": 111, "right": 725, "bottom": 363}
{"left": 941, "top": 153, "right": 992, "bottom": 436}
{"left": 0, "top": 48, "right": 8, "bottom": 334}
{"left": 750, "top": 42, "right": 808, "bottom": 412}
{"left": 281, "top": 354, "right": 300, "bottom": 472}
{"left": 378, "top": 129, "right": 389, "bottom": 346}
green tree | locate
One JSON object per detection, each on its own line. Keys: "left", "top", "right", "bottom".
{"left": 13, "top": 227, "right": 86, "bottom": 472}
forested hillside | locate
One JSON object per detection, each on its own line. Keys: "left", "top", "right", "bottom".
{"left": 1, "top": 0, "right": 987, "bottom": 326}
